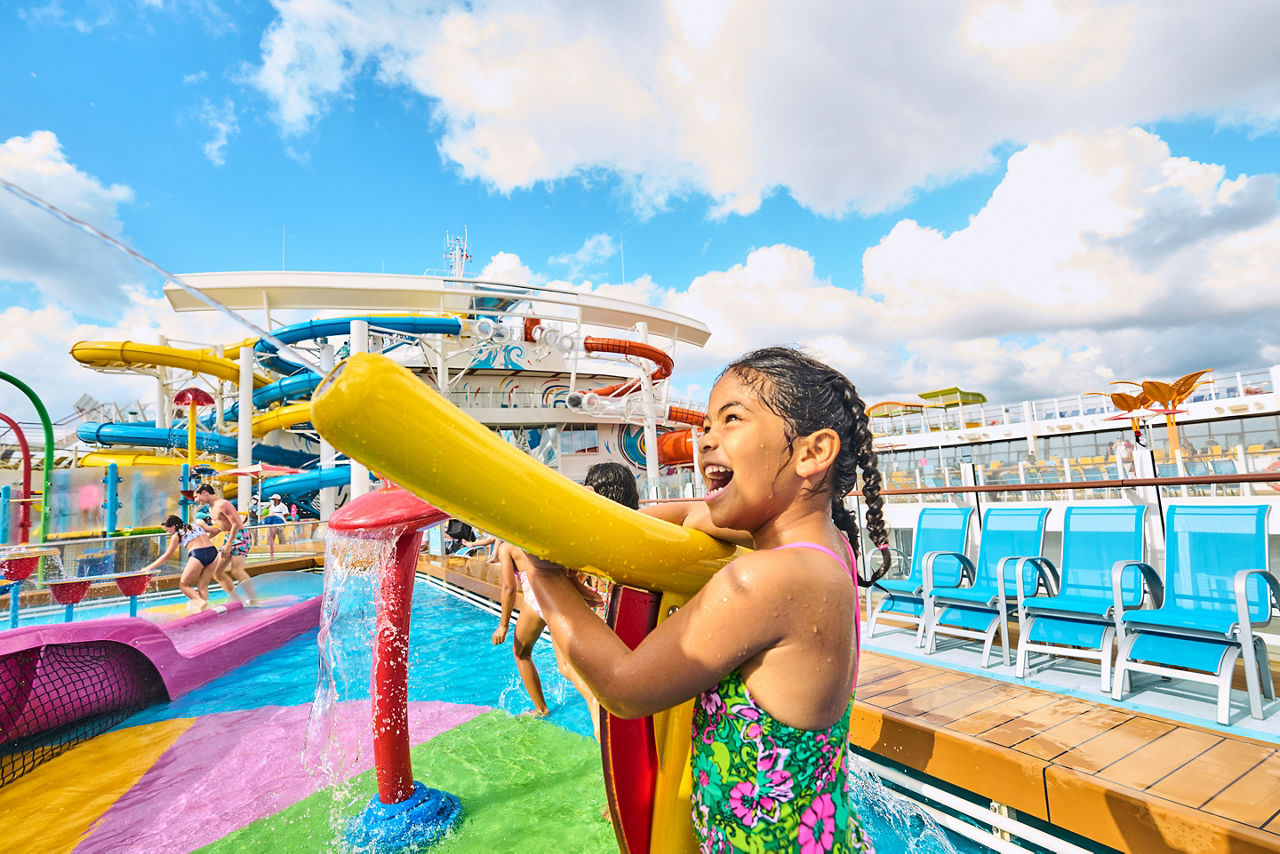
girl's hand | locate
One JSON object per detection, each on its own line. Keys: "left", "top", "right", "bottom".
{"left": 569, "top": 572, "right": 605, "bottom": 610}
{"left": 491, "top": 625, "right": 508, "bottom": 645}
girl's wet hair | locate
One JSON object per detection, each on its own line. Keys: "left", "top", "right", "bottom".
{"left": 585, "top": 461, "right": 641, "bottom": 510}
{"left": 722, "top": 346, "right": 890, "bottom": 586}
{"left": 162, "top": 514, "right": 193, "bottom": 535}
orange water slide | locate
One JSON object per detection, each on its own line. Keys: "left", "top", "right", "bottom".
{"left": 579, "top": 338, "right": 704, "bottom": 466}
{"left": 582, "top": 337, "right": 675, "bottom": 398}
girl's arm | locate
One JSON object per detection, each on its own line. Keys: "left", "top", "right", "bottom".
{"left": 490, "top": 543, "right": 518, "bottom": 645}
{"left": 523, "top": 548, "right": 783, "bottom": 719}
{"left": 142, "top": 534, "right": 180, "bottom": 572}
{"left": 641, "top": 500, "right": 754, "bottom": 547}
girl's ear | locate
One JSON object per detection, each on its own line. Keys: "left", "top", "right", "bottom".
{"left": 794, "top": 428, "right": 840, "bottom": 480}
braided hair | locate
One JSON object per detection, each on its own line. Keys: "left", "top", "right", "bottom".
{"left": 722, "top": 347, "right": 890, "bottom": 586}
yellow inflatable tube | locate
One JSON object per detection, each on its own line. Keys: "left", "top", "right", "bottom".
{"left": 312, "top": 353, "right": 744, "bottom": 853}
{"left": 311, "top": 352, "right": 738, "bottom": 596}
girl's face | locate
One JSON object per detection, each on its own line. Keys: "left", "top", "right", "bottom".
{"left": 698, "top": 371, "right": 796, "bottom": 533}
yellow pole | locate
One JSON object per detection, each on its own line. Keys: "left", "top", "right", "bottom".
{"left": 187, "top": 402, "right": 198, "bottom": 470}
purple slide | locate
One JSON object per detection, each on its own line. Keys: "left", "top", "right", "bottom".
{"left": 0, "top": 572, "right": 322, "bottom": 748}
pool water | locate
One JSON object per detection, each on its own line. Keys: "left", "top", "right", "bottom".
{"left": 121, "top": 573, "right": 595, "bottom": 736}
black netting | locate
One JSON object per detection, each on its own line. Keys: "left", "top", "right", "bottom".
{"left": 1, "top": 641, "right": 166, "bottom": 786}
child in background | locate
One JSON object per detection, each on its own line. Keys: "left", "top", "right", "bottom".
{"left": 142, "top": 514, "right": 220, "bottom": 612}
{"left": 492, "top": 462, "right": 639, "bottom": 723}
{"left": 528, "top": 347, "right": 886, "bottom": 851}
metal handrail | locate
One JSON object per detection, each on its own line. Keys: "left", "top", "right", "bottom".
{"left": 870, "top": 471, "right": 1280, "bottom": 497}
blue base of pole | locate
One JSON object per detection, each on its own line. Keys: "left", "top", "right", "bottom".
{"left": 7, "top": 581, "right": 19, "bottom": 629}
{"left": 345, "top": 782, "right": 462, "bottom": 852}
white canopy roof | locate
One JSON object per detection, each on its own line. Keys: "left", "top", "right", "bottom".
{"left": 164, "top": 271, "right": 711, "bottom": 347}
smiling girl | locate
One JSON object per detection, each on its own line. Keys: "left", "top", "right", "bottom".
{"left": 527, "top": 346, "right": 888, "bottom": 852}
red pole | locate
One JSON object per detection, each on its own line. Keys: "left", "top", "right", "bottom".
{"left": 328, "top": 486, "right": 447, "bottom": 807}
{"left": 0, "top": 413, "right": 33, "bottom": 543}
{"left": 371, "top": 527, "right": 425, "bottom": 804}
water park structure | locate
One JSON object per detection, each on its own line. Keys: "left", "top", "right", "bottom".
{"left": 3, "top": 236, "right": 1280, "bottom": 851}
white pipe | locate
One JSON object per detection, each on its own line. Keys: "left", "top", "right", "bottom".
{"left": 349, "top": 319, "right": 371, "bottom": 498}
{"left": 237, "top": 347, "right": 253, "bottom": 515}
{"left": 635, "top": 322, "right": 661, "bottom": 501}
{"left": 318, "top": 343, "right": 336, "bottom": 521}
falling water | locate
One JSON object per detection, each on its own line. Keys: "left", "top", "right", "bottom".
{"left": 302, "top": 528, "right": 397, "bottom": 846}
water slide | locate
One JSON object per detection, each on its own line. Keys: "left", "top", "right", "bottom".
{"left": 75, "top": 422, "right": 315, "bottom": 468}
{"left": 253, "top": 316, "right": 463, "bottom": 374}
{"left": 312, "top": 353, "right": 742, "bottom": 854}
{"left": 575, "top": 338, "right": 705, "bottom": 466}
{"left": 261, "top": 465, "right": 375, "bottom": 498}
{"left": 70, "top": 341, "right": 270, "bottom": 389}
{"left": 74, "top": 319, "right": 467, "bottom": 506}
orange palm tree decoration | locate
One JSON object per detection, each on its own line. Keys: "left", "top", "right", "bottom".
{"left": 1104, "top": 369, "right": 1212, "bottom": 454}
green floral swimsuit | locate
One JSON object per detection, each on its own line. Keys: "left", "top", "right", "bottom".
{"left": 690, "top": 541, "right": 875, "bottom": 853}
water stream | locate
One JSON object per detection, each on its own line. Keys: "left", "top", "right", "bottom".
{"left": 303, "top": 528, "right": 397, "bottom": 846}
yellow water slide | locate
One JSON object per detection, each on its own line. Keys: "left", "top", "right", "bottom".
{"left": 70, "top": 340, "right": 271, "bottom": 389}
{"left": 78, "top": 452, "right": 240, "bottom": 499}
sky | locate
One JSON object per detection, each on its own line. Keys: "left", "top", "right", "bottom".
{"left": 3, "top": 0, "right": 1280, "bottom": 425}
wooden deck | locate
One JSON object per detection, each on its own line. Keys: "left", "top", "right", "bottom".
{"left": 852, "top": 650, "right": 1280, "bottom": 853}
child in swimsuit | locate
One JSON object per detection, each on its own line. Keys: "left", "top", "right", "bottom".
{"left": 528, "top": 347, "right": 889, "bottom": 852}
{"left": 143, "top": 514, "right": 220, "bottom": 612}
{"left": 494, "top": 462, "right": 638, "bottom": 723}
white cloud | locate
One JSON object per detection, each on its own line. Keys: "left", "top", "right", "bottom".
{"left": 554, "top": 127, "right": 1280, "bottom": 405}
{"left": 183, "top": 70, "right": 209, "bottom": 85}
{"left": 199, "top": 97, "right": 239, "bottom": 166}
{"left": 247, "top": 0, "right": 1280, "bottom": 217}
{"left": 0, "top": 287, "right": 267, "bottom": 421}
{"left": 0, "top": 131, "right": 141, "bottom": 316}
{"left": 548, "top": 233, "right": 616, "bottom": 279}
{"left": 477, "top": 251, "right": 534, "bottom": 285}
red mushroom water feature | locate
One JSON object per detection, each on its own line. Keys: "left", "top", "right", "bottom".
{"left": 173, "top": 387, "right": 215, "bottom": 516}
{"left": 327, "top": 486, "right": 461, "bottom": 850}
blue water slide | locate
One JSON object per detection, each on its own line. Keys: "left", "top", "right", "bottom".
{"left": 220, "top": 372, "right": 324, "bottom": 424}
{"left": 261, "top": 465, "right": 374, "bottom": 500}
{"left": 76, "top": 423, "right": 316, "bottom": 468}
{"left": 255, "top": 316, "right": 464, "bottom": 374}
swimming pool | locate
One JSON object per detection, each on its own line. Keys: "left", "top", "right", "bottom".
{"left": 1, "top": 572, "right": 996, "bottom": 851}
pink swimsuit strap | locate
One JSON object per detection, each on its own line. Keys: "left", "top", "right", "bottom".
{"left": 774, "top": 538, "right": 857, "bottom": 579}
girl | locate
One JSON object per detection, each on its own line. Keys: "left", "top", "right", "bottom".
{"left": 143, "top": 514, "right": 220, "bottom": 612}
{"left": 527, "top": 347, "right": 888, "bottom": 852}
{"left": 493, "top": 462, "right": 638, "bottom": 722}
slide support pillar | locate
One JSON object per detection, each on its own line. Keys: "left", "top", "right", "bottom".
{"left": 349, "top": 320, "right": 371, "bottom": 499}
{"left": 238, "top": 348, "right": 254, "bottom": 515}
{"left": 318, "top": 343, "right": 336, "bottom": 521}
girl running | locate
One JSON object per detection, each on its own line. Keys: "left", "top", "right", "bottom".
{"left": 527, "top": 347, "right": 888, "bottom": 852}
{"left": 143, "top": 514, "right": 220, "bottom": 612}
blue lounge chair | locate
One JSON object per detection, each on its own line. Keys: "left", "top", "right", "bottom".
{"left": 1112, "top": 505, "right": 1280, "bottom": 724}
{"left": 924, "top": 508, "right": 1050, "bottom": 667}
{"left": 1014, "top": 506, "right": 1154, "bottom": 692}
{"left": 867, "top": 507, "right": 972, "bottom": 646}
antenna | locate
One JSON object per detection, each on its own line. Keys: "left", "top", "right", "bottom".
{"left": 620, "top": 235, "right": 625, "bottom": 286}
{"left": 444, "top": 227, "right": 471, "bottom": 278}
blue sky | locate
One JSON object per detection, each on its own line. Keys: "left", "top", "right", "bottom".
{"left": 3, "top": 0, "right": 1280, "bottom": 420}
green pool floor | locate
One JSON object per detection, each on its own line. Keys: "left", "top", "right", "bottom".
{"left": 201, "top": 711, "right": 616, "bottom": 853}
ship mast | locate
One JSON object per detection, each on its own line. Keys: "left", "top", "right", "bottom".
{"left": 444, "top": 228, "right": 471, "bottom": 278}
